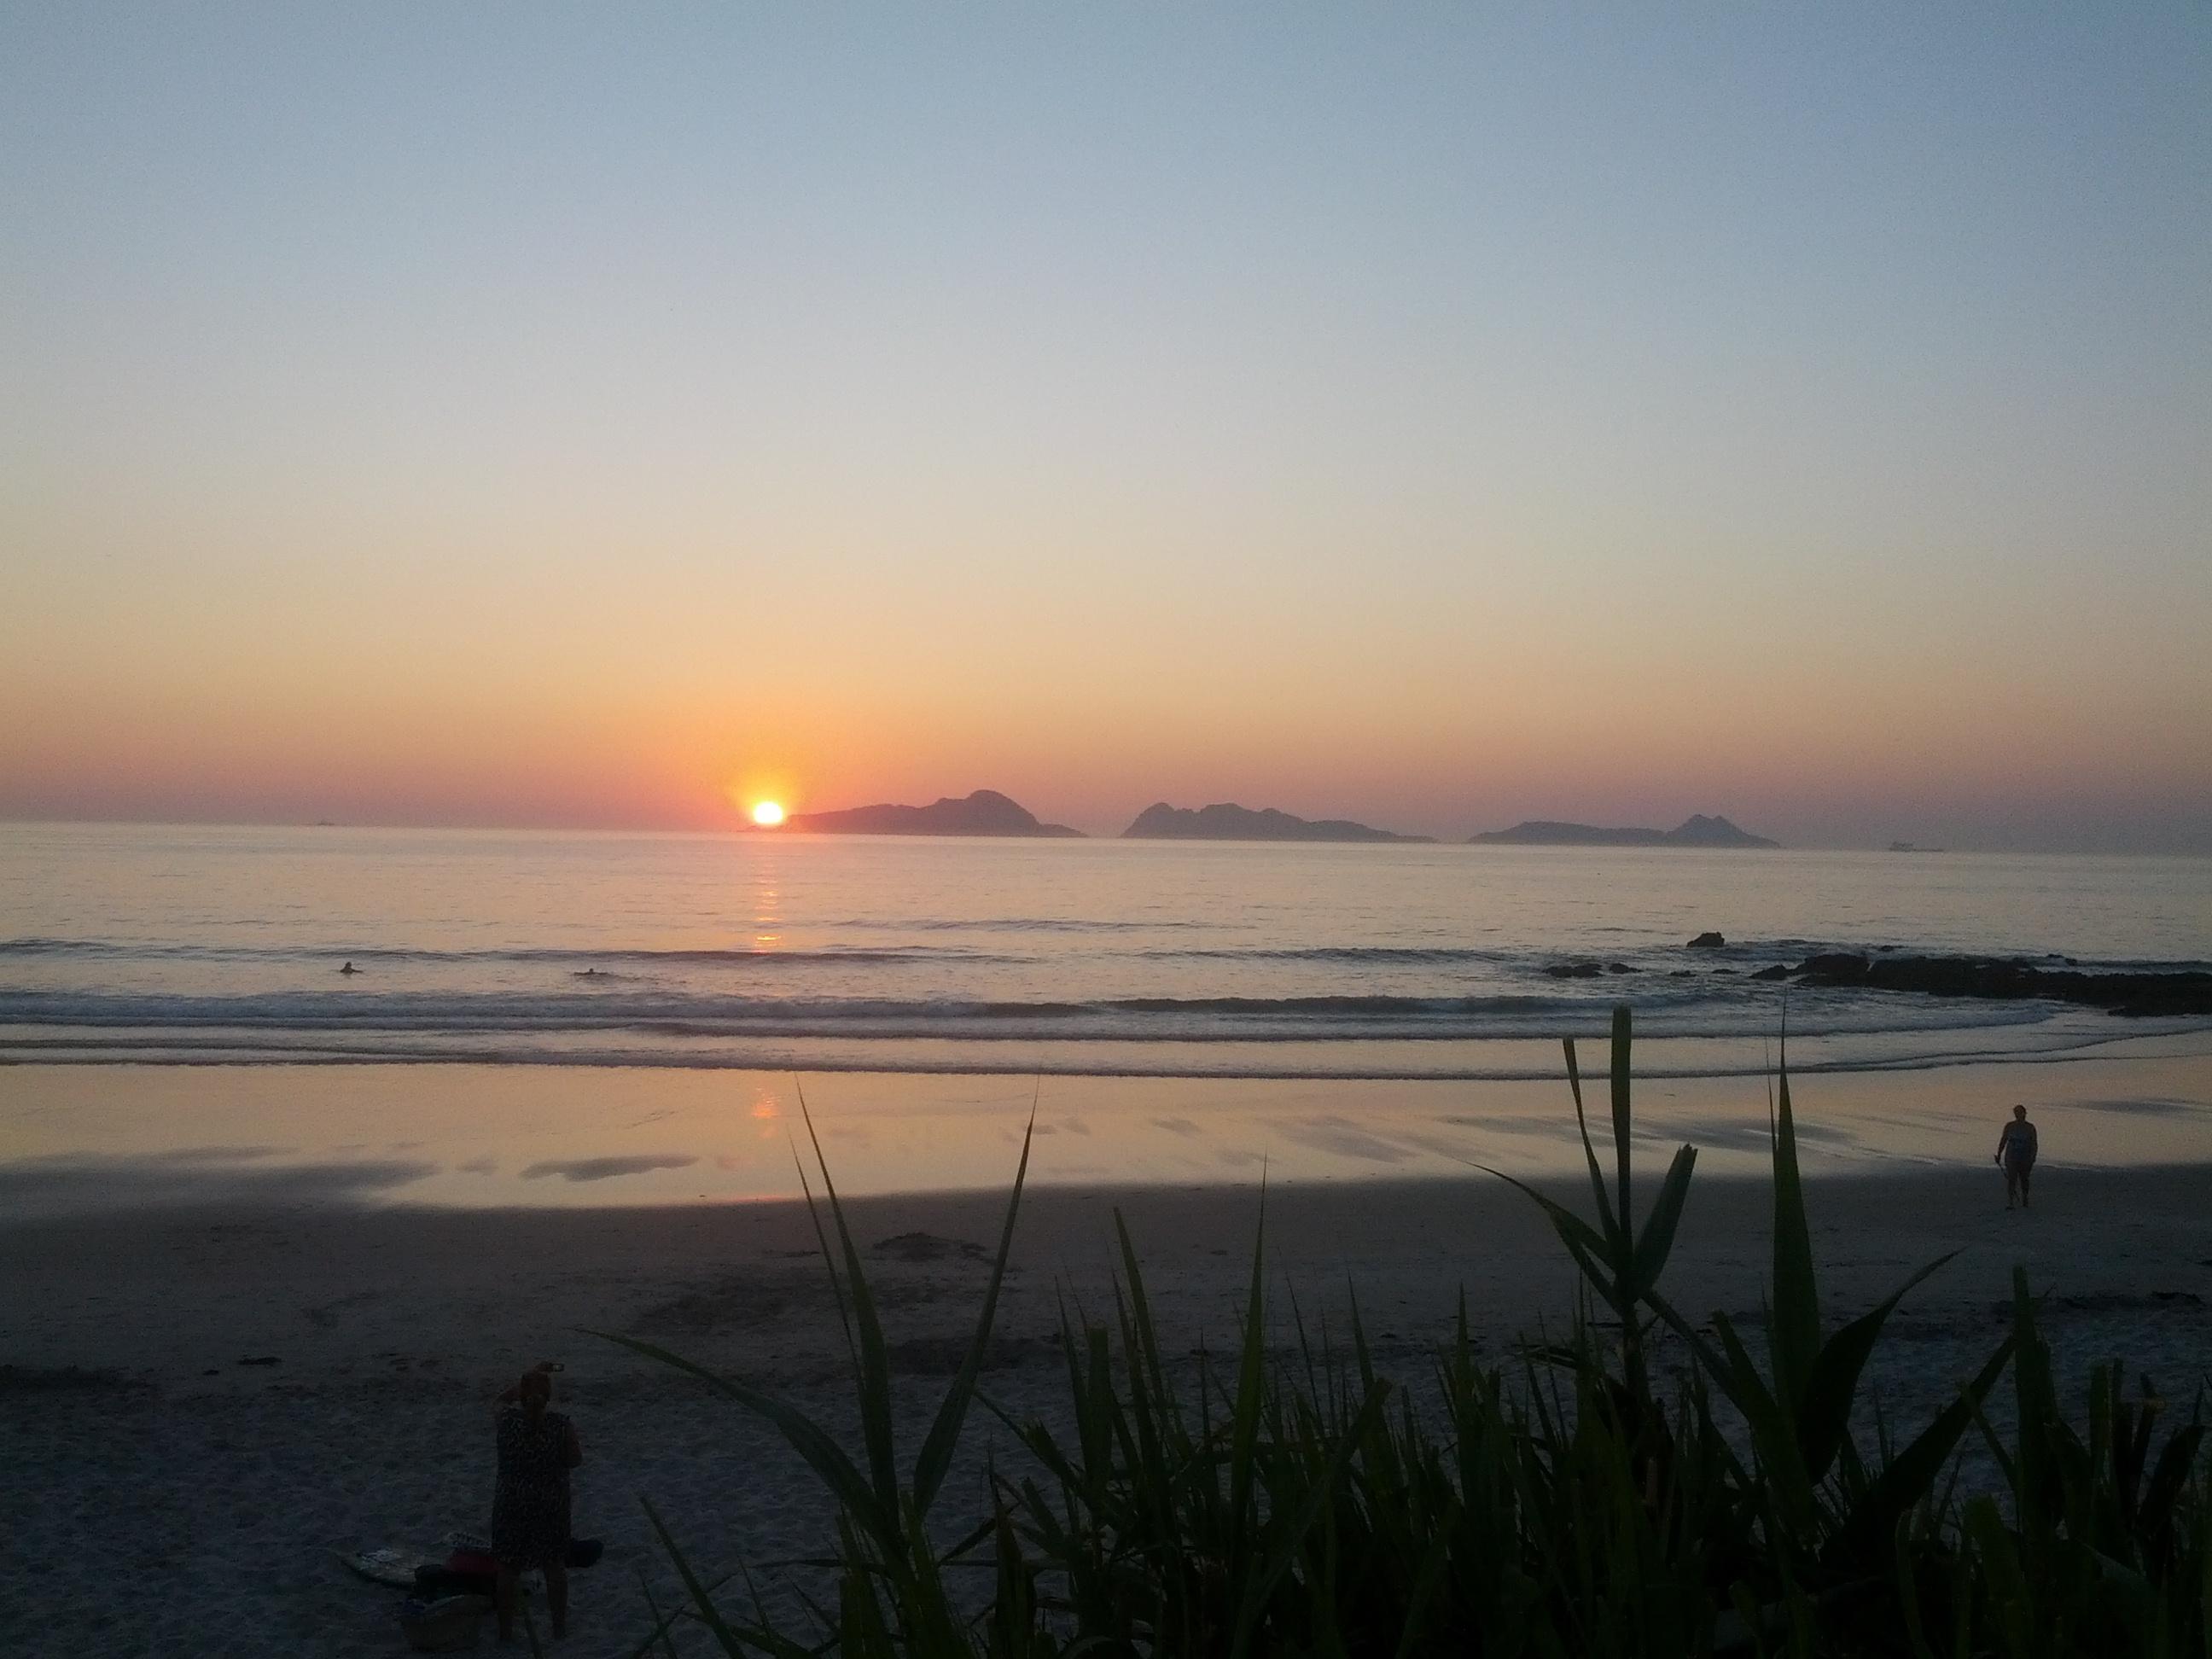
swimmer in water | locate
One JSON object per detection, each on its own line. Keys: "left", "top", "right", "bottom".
{"left": 340, "top": 961, "right": 359, "bottom": 975}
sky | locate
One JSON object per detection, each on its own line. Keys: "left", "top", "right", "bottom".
{"left": 3, "top": 5, "right": 2208, "bottom": 851}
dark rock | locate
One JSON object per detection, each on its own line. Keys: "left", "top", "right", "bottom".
{"left": 1474, "top": 816, "right": 1779, "bottom": 848}
{"left": 1125, "top": 801, "right": 1431, "bottom": 842}
{"left": 780, "top": 789, "right": 1083, "bottom": 837}
{"left": 1750, "top": 964, "right": 1790, "bottom": 981}
{"left": 1687, "top": 931, "right": 1726, "bottom": 949}
{"left": 1545, "top": 962, "right": 1605, "bottom": 979}
{"left": 1666, "top": 813, "right": 1782, "bottom": 848}
{"left": 1790, "top": 953, "right": 2211, "bottom": 1017}
{"left": 1796, "top": 952, "right": 1871, "bottom": 983}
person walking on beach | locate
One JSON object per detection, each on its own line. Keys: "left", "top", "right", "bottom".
{"left": 492, "top": 1362, "right": 583, "bottom": 1643}
{"left": 1996, "top": 1104, "right": 2038, "bottom": 1210}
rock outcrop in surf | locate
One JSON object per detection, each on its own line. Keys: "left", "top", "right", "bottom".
{"left": 1121, "top": 802, "right": 1433, "bottom": 843}
{"left": 776, "top": 790, "right": 1084, "bottom": 837}
{"left": 1472, "top": 815, "right": 1779, "bottom": 848}
{"left": 1785, "top": 952, "right": 2210, "bottom": 1017}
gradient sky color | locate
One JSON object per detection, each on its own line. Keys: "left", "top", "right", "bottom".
{"left": 4, "top": 6, "right": 2209, "bottom": 850}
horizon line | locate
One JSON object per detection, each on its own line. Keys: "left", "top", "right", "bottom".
{"left": 1, "top": 812, "right": 2205, "bottom": 860}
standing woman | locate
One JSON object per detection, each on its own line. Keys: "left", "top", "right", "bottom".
{"left": 492, "top": 1362, "right": 584, "bottom": 1642}
{"left": 1995, "top": 1104, "right": 2039, "bottom": 1210}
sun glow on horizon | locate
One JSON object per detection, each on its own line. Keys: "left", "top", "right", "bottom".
{"left": 750, "top": 800, "right": 786, "bottom": 827}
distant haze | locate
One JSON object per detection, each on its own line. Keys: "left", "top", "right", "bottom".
{"left": 3, "top": 8, "right": 2207, "bottom": 853}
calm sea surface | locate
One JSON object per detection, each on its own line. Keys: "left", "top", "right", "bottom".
{"left": 3, "top": 823, "right": 2207, "bottom": 1080}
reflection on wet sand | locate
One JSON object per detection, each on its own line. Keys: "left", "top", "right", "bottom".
{"left": 0, "top": 1148, "right": 439, "bottom": 1217}
{"left": 520, "top": 1155, "right": 700, "bottom": 1184}
{"left": 0, "top": 1038, "right": 2205, "bottom": 1216}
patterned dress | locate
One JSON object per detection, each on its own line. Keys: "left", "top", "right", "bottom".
{"left": 491, "top": 1406, "right": 573, "bottom": 1568}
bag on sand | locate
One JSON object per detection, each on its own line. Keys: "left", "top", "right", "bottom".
{"left": 399, "top": 1593, "right": 492, "bottom": 1652}
{"left": 414, "top": 1538, "right": 606, "bottom": 1598}
{"left": 413, "top": 1563, "right": 494, "bottom": 1599}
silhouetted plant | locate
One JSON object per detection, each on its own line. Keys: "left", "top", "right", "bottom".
{"left": 603, "top": 1012, "right": 2212, "bottom": 1657}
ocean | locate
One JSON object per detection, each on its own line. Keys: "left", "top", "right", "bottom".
{"left": 2, "top": 823, "right": 2209, "bottom": 1207}
{"left": 3, "top": 822, "right": 2206, "bottom": 1080}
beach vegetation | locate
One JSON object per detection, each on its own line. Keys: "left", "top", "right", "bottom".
{"left": 602, "top": 1012, "right": 2212, "bottom": 1656}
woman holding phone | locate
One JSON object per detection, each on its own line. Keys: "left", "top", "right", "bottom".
{"left": 492, "top": 1361, "right": 584, "bottom": 1643}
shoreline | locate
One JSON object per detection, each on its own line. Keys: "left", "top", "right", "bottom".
{"left": 3, "top": 1038, "right": 2208, "bottom": 1217}
{"left": 8, "top": 1013, "right": 2209, "bottom": 1080}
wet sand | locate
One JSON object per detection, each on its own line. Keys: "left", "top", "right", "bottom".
{"left": 3, "top": 1031, "right": 2209, "bottom": 1214}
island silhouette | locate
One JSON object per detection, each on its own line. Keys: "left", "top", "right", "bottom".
{"left": 753, "top": 794, "right": 1773, "bottom": 847}
{"left": 770, "top": 789, "right": 1084, "bottom": 837}
{"left": 1122, "top": 802, "right": 1432, "bottom": 843}
{"left": 1472, "top": 814, "right": 1779, "bottom": 848}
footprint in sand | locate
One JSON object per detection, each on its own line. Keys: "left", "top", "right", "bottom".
{"left": 302, "top": 1289, "right": 379, "bottom": 1329}
{"left": 870, "top": 1231, "right": 989, "bottom": 1265}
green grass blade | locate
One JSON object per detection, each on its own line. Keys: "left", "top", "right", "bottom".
{"left": 1640, "top": 1283, "right": 1740, "bottom": 1391}
{"left": 1963, "top": 1495, "right": 2034, "bottom": 1658}
{"left": 1476, "top": 1163, "right": 1614, "bottom": 1263}
{"left": 1225, "top": 1179, "right": 1269, "bottom": 1586}
{"left": 1796, "top": 1253, "right": 1958, "bottom": 1483}
{"left": 796, "top": 1082, "right": 904, "bottom": 1539}
{"left": 1390, "top": 1520, "right": 1454, "bottom": 1659}
{"left": 1710, "top": 1310, "right": 1817, "bottom": 1527}
{"left": 634, "top": 1569, "right": 682, "bottom": 1659}
{"left": 1608, "top": 1004, "right": 1634, "bottom": 1236}
{"left": 1114, "top": 1208, "right": 1173, "bottom": 1407}
{"left": 1562, "top": 1035, "right": 1623, "bottom": 1252}
{"left": 626, "top": 1561, "right": 750, "bottom": 1659}
{"left": 2140, "top": 1422, "right": 2203, "bottom": 1545}
{"left": 1825, "top": 1331, "right": 2018, "bottom": 1569}
{"left": 637, "top": 1494, "right": 755, "bottom": 1658}
{"left": 589, "top": 1328, "right": 903, "bottom": 1556}
{"left": 789, "top": 1138, "right": 857, "bottom": 1377}
{"left": 1630, "top": 1142, "right": 1698, "bottom": 1295}
{"left": 2008, "top": 1263, "right": 2058, "bottom": 1543}
{"left": 1769, "top": 1029, "right": 1822, "bottom": 1406}
{"left": 1476, "top": 1162, "right": 1624, "bottom": 1307}
{"left": 913, "top": 1094, "right": 1039, "bottom": 1518}
{"left": 1229, "top": 1380, "right": 1394, "bottom": 1659}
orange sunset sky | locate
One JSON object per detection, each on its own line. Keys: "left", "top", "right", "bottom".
{"left": 4, "top": 8, "right": 2208, "bottom": 852}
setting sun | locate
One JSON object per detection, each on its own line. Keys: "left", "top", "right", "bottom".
{"left": 750, "top": 800, "right": 786, "bottom": 828}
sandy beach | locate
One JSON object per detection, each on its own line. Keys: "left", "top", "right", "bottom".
{"left": 9, "top": 0, "right": 2210, "bottom": 1644}
{"left": 8, "top": 1151, "right": 2212, "bottom": 1656}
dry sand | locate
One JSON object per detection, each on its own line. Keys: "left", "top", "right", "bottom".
{"left": 6, "top": 1161, "right": 2212, "bottom": 1656}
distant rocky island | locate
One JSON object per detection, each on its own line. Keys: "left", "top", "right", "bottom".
{"left": 1123, "top": 802, "right": 1432, "bottom": 843}
{"left": 762, "top": 793, "right": 1773, "bottom": 846}
{"left": 1471, "top": 814, "right": 1779, "bottom": 849}
{"left": 775, "top": 789, "right": 1084, "bottom": 838}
